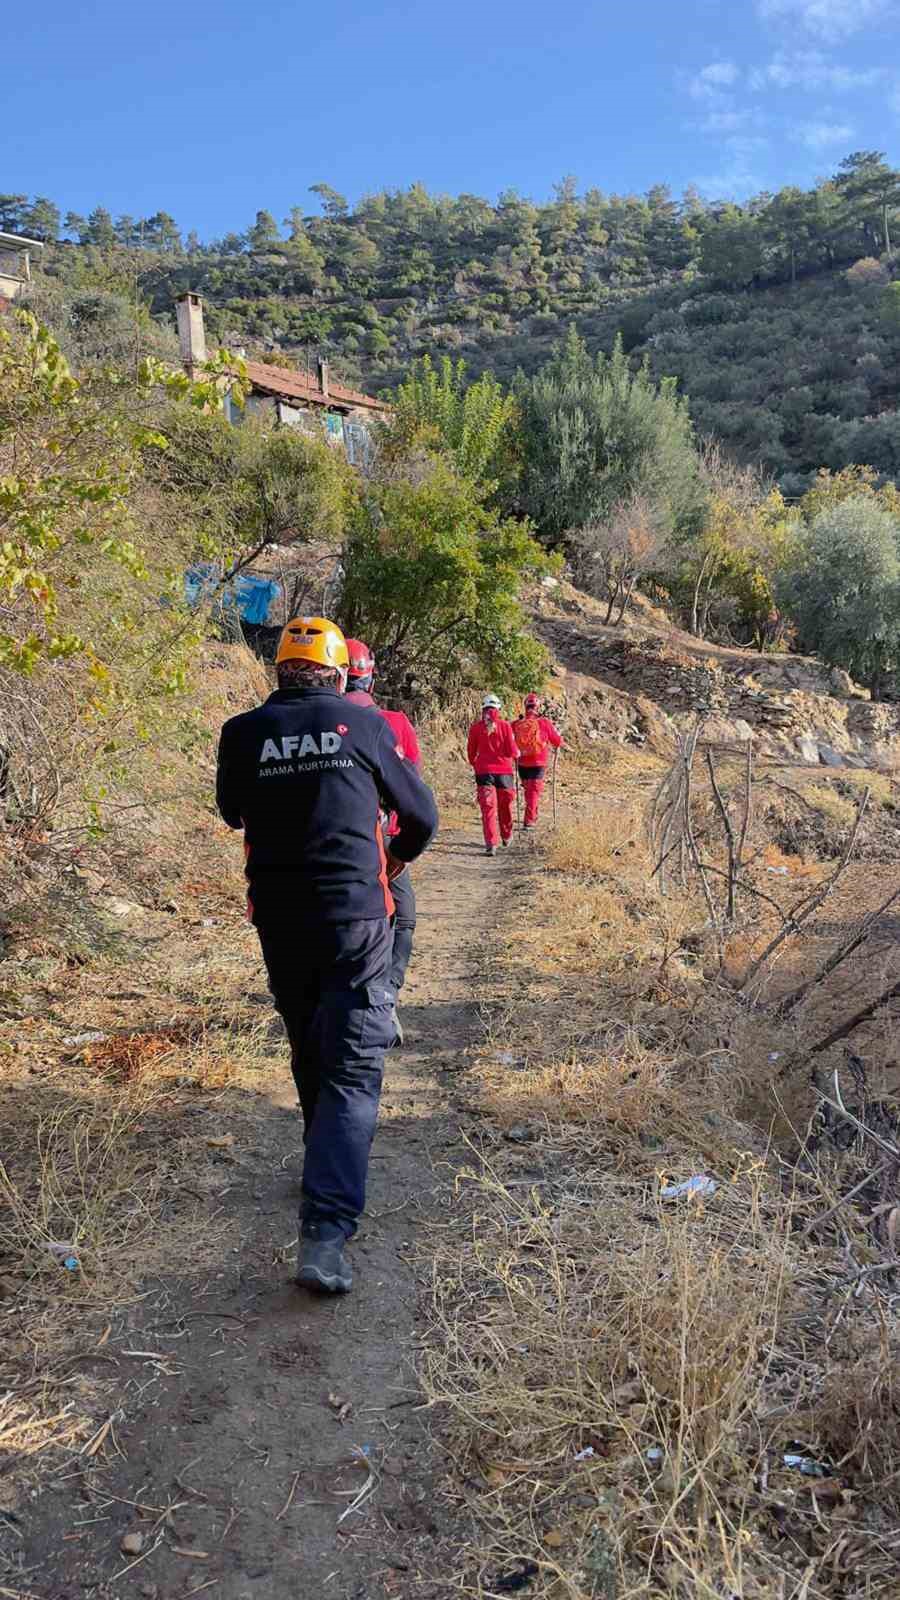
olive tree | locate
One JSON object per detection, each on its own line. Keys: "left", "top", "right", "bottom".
{"left": 779, "top": 496, "right": 900, "bottom": 698}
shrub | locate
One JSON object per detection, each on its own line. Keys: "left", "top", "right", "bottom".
{"left": 779, "top": 495, "right": 900, "bottom": 696}
{"left": 340, "top": 458, "right": 552, "bottom": 700}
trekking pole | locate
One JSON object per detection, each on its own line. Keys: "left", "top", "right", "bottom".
{"left": 515, "top": 769, "right": 521, "bottom": 830}
{"left": 552, "top": 748, "right": 559, "bottom": 827}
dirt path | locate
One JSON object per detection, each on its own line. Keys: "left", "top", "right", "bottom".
{"left": 31, "top": 826, "right": 502, "bottom": 1600}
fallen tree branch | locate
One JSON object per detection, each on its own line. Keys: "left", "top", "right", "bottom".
{"left": 801, "top": 1156, "right": 896, "bottom": 1239}
{"left": 760, "top": 776, "right": 831, "bottom": 816}
{"left": 776, "top": 881, "right": 900, "bottom": 1019}
{"left": 810, "top": 980, "right": 900, "bottom": 1057}
{"left": 812, "top": 1069, "right": 900, "bottom": 1159}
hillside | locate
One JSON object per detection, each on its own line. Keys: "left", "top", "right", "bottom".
{"left": 14, "top": 149, "right": 900, "bottom": 489}
{"left": 6, "top": 265, "right": 900, "bottom": 1594}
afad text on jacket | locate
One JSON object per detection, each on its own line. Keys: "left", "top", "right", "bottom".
{"left": 216, "top": 685, "right": 438, "bottom": 927}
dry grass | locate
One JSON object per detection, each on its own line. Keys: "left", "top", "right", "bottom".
{"left": 0, "top": 913, "right": 279, "bottom": 1508}
{"left": 423, "top": 750, "right": 900, "bottom": 1599}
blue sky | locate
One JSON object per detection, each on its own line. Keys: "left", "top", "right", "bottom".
{"left": 8, "top": 0, "right": 900, "bottom": 236}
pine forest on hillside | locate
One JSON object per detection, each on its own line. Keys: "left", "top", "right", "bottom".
{"left": 8, "top": 149, "right": 900, "bottom": 491}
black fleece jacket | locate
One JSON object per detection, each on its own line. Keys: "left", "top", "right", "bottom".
{"left": 216, "top": 685, "right": 438, "bottom": 926}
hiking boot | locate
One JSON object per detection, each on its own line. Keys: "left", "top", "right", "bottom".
{"left": 501, "top": 837, "right": 511, "bottom": 848}
{"left": 391, "top": 1004, "right": 404, "bottom": 1047}
{"left": 485, "top": 845, "right": 497, "bottom": 856}
{"left": 297, "top": 1222, "right": 352, "bottom": 1294}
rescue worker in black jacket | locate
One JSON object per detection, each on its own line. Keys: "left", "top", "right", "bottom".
{"left": 216, "top": 616, "right": 438, "bottom": 1294}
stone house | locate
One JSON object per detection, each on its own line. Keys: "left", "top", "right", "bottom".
{"left": 174, "top": 292, "right": 387, "bottom": 465}
{"left": 0, "top": 232, "right": 45, "bottom": 304}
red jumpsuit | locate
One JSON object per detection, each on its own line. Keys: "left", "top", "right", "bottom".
{"left": 467, "top": 714, "right": 519, "bottom": 848}
{"left": 511, "top": 714, "right": 563, "bottom": 826}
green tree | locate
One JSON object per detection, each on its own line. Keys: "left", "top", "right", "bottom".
{"left": 22, "top": 197, "right": 60, "bottom": 241}
{"left": 779, "top": 497, "right": 900, "bottom": 697}
{"left": 309, "top": 184, "right": 349, "bottom": 220}
{"left": 247, "top": 209, "right": 282, "bottom": 251}
{"left": 85, "top": 206, "right": 116, "bottom": 248}
{"left": 114, "top": 214, "right": 139, "bottom": 247}
{"left": 0, "top": 194, "right": 28, "bottom": 232}
{"left": 388, "top": 355, "right": 518, "bottom": 488}
{"left": 340, "top": 461, "right": 550, "bottom": 699}
{"left": 0, "top": 310, "right": 232, "bottom": 673}
{"left": 63, "top": 212, "right": 88, "bottom": 241}
{"left": 151, "top": 407, "right": 355, "bottom": 575}
{"left": 799, "top": 465, "right": 900, "bottom": 524}
{"left": 515, "top": 328, "right": 702, "bottom": 544}
{"left": 143, "top": 211, "right": 182, "bottom": 252}
{"left": 763, "top": 187, "right": 814, "bottom": 285}
{"left": 541, "top": 176, "right": 580, "bottom": 258}
{"left": 699, "top": 205, "right": 764, "bottom": 288}
{"left": 835, "top": 151, "right": 900, "bottom": 256}
{"left": 672, "top": 448, "right": 797, "bottom": 644}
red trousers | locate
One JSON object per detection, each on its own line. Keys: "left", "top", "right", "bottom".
{"left": 522, "top": 775, "right": 544, "bottom": 825}
{"left": 476, "top": 775, "right": 514, "bottom": 847}
{"left": 519, "top": 764, "right": 547, "bottom": 826}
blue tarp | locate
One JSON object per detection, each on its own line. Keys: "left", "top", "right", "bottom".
{"left": 184, "top": 563, "right": 280, "bottom": 626}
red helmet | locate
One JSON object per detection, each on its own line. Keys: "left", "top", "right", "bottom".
{"left": 524, "top": 693, "right": 539, "bottom": 711}
{"left": 345, "top": 638, "right": 376, "bottom": 680}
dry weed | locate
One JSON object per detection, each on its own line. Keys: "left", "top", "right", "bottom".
{"left": 425, "top": 754, "right": 900, "bottom": 1598}
{"left": 0, "top": 1083, "right": 183, "bottom": 1301}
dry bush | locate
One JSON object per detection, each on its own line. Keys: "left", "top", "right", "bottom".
{"left": 424, "top": 1149, "right": 814, "bottom": 1597}
{"left": 546, "top": 803, "right": 644, "bottom": 877}
{"left": 425, "top": 754, "right": 900, "bottom": 1597}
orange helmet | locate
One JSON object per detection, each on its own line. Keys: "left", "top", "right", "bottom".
{"left": 275, "top": 616, "right": 349, "bottom": 669}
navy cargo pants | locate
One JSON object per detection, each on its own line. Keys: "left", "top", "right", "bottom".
{"left": 388, "top": 867, "right": 416, "bottom": 995}
{"left": 257, "top": 918, "right": 395, "bottom": 1239}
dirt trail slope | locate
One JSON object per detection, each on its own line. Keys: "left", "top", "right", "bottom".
{"left": 30, "top": 827, "right": 499, "bottom": 1600}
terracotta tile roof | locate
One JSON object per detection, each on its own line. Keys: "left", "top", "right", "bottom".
{"left": 242, "top": 358, "right": 387, "bottom": 413}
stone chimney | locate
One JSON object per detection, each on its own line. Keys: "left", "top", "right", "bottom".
{"left": 317, "top": 356, "right": 329, "bottom": 398}
{"left": 175, "top": 292, "right": 207, "bottom": 376}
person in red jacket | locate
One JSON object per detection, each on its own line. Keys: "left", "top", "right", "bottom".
{"left": 467, "top": 694, "right": 519, "bottom": 855}
{"left": 344, "top": 640, "right": 421, "bottom": 1036}
{"left": 512, "top": 694, "right": 563, "bottom": 828}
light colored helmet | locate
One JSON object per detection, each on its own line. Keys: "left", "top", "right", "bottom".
{"left": 482, "top": 693, "right": 502, "bottom": 710}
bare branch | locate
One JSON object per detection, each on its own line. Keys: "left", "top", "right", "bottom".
{"left": 705, "top": 747, "right": 737, "bottom": 921}
{"left": 682, "top": 722, "right": 723, "bottom": 962}
{"left": 776, "top": 881, "right": 900, "bottom": 1018}
{"left": 809, "top": 979, "right": 900, "bottom": 1058}
{"left": 739, "top": 787, "right": 871, "bottom": 991}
